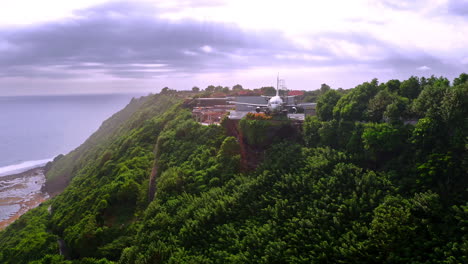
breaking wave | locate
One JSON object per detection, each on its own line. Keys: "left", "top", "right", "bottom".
{"left": 0, "top": 158, "right": 52, "bottom": 177}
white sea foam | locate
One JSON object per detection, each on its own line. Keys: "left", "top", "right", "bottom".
{"left": 0, "top": 158, "right": 53, "bottom": 177}
{"left": 0, "top": 204, "right": 21, "bottom": 222}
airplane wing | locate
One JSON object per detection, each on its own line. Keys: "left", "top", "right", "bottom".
{"left": 287, "top": 103, "right": 317, "bottom": 107}
{"left": 228, "top": 101, "right": 268, "bottom": 107}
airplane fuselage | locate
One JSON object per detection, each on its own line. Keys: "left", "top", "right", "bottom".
{"left": 231, "top": 75, "right": 294, "bottom": 115}
{"left": 267, "top": 95, "right": 283, "bottom": 113}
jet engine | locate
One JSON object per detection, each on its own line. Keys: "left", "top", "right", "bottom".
{"left": 256, "top": 107, "right": 261, "bottom": 113}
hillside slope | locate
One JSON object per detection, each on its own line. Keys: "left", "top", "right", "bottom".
{"left": 0, "top": 75, "right": 466, "bottom": 264}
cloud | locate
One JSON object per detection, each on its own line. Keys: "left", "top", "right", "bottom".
{"left": 447, "top": 0, "right": 468, "bottom": 16}
{"left": 0, "top": 1, "right": 303, "bottom": 79}
{"left": 379, "top": 0, "right": 426, "bottom": 10}
{"left": 2, "top": 1, "right": 406, "bottom": 81}
{"left": 0, "top": 1, "right": 446, "bottom": 79}
{"left": 417, "top": 65, "right": 431, "bottom": 71}
{"left": 200, "top": 45, "right": 213, "bottom": 53}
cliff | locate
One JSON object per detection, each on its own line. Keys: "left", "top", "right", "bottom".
{"left": 0, "top": 76, "right": 466, "bottom": 263}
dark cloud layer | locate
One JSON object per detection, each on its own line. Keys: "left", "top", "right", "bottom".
{"left": 447, "top": 0, "right": 468, "bottom": 16}
{"left": 0, "top": 1, "right": 463, "bottom": 82}
{"left": 0, "top": 1, "right": 302, "bottom": 79}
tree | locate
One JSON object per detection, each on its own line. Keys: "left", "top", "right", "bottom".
{"left": 161, "top": 87, "right": 176, "bottom": 95}
{"left": 320, "top": 83, "right": 331, "bottom": 94}
{"left": 303, "top": 90, "right": 321, "bottom": 102}
{"left": 439, "top": 83, "right": 468, "bottom": 124}
{"left": 161, "top": 87, "right": 170, "bottom": 94}
{"left": 216, "top": 137, "right": 241, "bottom": 180}
{"left": 425, "top": 75, "right": 450, "bottom": 87}
{"left": 411, "top": 117, "right": 442, "bottom": 154}
{"left": 366, "top": 89, "right": 395, "bottom": 122}
{"left": 385, "top": 79, "right": 401, "bottom": 93}
{"left": 333, "top": 79, "right": 380, "bottom": 121}
{"left": 318, "top": 119, "right": 339, "bottom": 148}
{"left": 261, "top": 86, "right": 276, "bottom": 96}
{"left": 214, "top": 86, "right": 224, "bottom": 92}
{"left": 399, "top": 76, "right": 420, "bottom": 99}
{"left": 362, "top": 123, "right": 403, "bottom": 156}
{"left": 383, "top": 96, "right": 409, "bottom": 124}
{"left": 412, "top": 82, "right": 448, "bottom": 118}
{"left": 316, "top": 90, "right": 341, "bottom": 121}
{"left": 303, "top": 116, "right": 322, "bottom": 147}
{"left": 453, "top": 73, "right": 468, "bottom": 86}
{"left": 192, "top": 86, "right": 200, "bottom": 93}
{"left": 232, "top": 84, "right": 243, "bottom": 91}
{"left": 205, "top": 85, "right": 216, "bottom": 92}
{"left": 368, "top": 196, "right": 415, "bottom": 263}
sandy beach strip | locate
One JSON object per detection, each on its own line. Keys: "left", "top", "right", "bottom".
{"left": 0, "top": 167, "right": 49, "bottom": 230}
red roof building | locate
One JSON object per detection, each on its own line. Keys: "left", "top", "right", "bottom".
{"left": 236, "top": 90, "right": 256, "bottom": 96}
{"left": 288, "top": 90, "right": 304, "bottom": 96}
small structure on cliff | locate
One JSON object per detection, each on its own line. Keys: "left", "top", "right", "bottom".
{"left": 192, "top": 105, "right": 233, "bottom": 125}
{"left": 192, "top": 97, "right": 234, "bottom": 125}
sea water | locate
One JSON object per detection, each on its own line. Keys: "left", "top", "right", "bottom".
{"left": 0, "top": 93, "right": 143, "bottom": 223}
{"left": 0, "top": 94, "right": 141, "bottom": 175}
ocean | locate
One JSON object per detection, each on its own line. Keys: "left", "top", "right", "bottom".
{"left": 0, "top": 94, "right": 141, "bottom": 175}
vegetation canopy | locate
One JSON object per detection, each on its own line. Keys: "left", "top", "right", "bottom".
{"left": 0, "top": 74, "right": 467, "bottom": 264}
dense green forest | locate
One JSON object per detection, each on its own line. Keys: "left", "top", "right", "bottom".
{"left": 0, "top": 74, "right": 466, "bottom": 263}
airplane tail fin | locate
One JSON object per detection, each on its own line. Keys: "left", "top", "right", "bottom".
{"left": 276, "top": 73, "right": 280, "bottom": 96}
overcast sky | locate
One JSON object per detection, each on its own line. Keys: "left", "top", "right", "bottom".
{"left": 0, "top": 0, "right": 467, "bottom": 95}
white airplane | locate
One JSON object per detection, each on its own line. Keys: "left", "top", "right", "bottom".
{"left": 229, "top": 76, "right": 315, "bottom": 115}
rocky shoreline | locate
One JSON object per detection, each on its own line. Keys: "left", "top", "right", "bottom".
{"left": 0, "top": 167, "right": 49, "bottom": 229}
